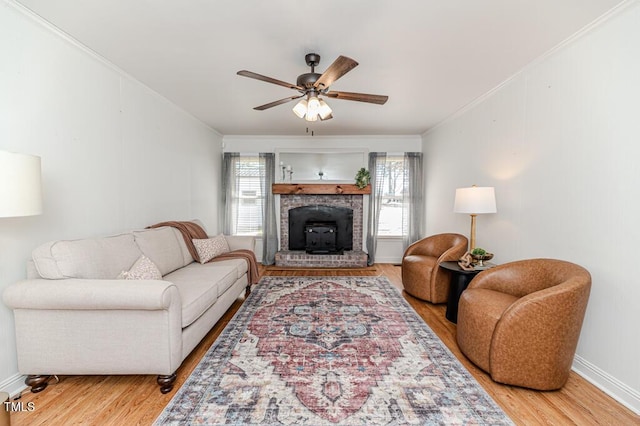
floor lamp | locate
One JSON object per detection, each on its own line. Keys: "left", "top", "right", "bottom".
{"left": 0, "top": 151, "right": 42, "bottom": 426}
{"left": 454, "top": 186, "right": 496, "bottom": 250}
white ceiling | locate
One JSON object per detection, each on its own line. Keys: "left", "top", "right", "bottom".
{"left": 15, "top": 0, "right": 625, "bottom": 136}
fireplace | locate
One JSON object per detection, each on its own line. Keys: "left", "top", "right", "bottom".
{"left": 274, "top": 184, "right": 369, "bottom": 268}
{"left": 289, "top": 205, "right": 353, "bottom": 253}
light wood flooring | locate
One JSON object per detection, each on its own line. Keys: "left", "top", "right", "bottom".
{"left": 7, "top": 264, "right": 639, "bottom": 425}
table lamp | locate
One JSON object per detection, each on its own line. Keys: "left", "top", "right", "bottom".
{"left": 454, "top": 186, "right": 496, "bottom": 250}
{"left": 0, "top": 151, "right": 43, "bottom": 218}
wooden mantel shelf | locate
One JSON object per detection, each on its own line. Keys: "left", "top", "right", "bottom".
{"left": 272, "top": 183, "right": 371, "bottom": 195}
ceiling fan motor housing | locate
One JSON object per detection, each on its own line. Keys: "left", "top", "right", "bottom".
{"left": 298, "top": 53, "right": 322, "bottom": 89}
{"left": 305, "top": 53, "right": 321, "bottom": 68}
{"left": 296, "top": 73, "right": 321, "bottom": 90}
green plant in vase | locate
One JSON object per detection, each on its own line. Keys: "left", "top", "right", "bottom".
{"left": 355, "top": 168, "right": 370, "bottom": 189}
{"left": 470, "top": 247, "right": 493, "bottom": 266}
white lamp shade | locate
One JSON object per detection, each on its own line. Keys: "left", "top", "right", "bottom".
{"left": 454, "top": 186, "right": 496, "bottom": 214}
{"left": 304, "top": 112, "right": 318, "bottom": 122}
{"left": 0, "top": 151, "right": 43, "bottom": 217}
{"left": 292, "top": 99, "right": 307, "bottom": 118}
{"left": 307, "top": 96, "right": 320, "bottom": 113}
{"left": 305, "top": 96, "right": 320, "bottom": 121}
{"left": 318, "top": 99, "right": 333, "bottom": 120}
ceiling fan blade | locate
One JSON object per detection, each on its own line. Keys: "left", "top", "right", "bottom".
{"left": 237, "top": 70, "right": 303, "bottom": 91}
{"left": 325, "top": 91, "right": 388, "bottom": 105}
{"left": 254, "top": 95, "right": 303, "bottom": 111}
{"left": 313, "top": 56, "right": 359, "bottom": 89}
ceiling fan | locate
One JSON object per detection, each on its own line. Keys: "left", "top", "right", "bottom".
{"left": 237, "top": 53, "right": 388, "bottom": 122}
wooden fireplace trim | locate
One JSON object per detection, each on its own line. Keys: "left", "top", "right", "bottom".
{"left": 272, "top": 183, "right": 371, "bottom": 195}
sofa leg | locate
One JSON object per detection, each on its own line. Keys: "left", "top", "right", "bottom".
{"left": 25, "top": 375, "right": 52, "bottom": 393}
{"left": 157, "top": 373, "right": 176, "bottom": 394}
{"left": 246, "top": 284, "right": 251, "bottom": 296}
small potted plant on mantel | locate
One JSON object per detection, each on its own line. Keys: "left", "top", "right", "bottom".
{"left": 355, "top": 168, "right": 370, "bottom": 189}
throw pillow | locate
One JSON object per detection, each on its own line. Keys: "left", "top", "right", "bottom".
{"left": 193, "top": 234, "right": 230, "bottom": 264}
{"left": 117, "top": 255, "right": 162, "bottom": 280}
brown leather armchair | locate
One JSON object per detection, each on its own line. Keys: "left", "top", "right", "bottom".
{"left": 456, "top": 258, "right": 591, "bottom": 390}
{"left": 401, "top": 233, "right": 468, "bottom": 303}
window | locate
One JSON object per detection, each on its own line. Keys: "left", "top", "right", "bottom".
{"left": 231, "top": 156, "right": 265, "bottom": 236}
{"left": 377, "top": 155, "right": 406, "bottom": 237}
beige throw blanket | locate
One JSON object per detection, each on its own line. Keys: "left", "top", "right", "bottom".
{"left": 148, "top": 221, "right": 260, "bottom": 284}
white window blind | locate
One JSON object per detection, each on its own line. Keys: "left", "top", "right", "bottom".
{"left": 232, "top": 156, "right": 264, "bottom": 236}
{"left": 377, "top": 155, "right": 406, "bottom": 237}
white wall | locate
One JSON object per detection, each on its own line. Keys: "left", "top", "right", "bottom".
{"left": 0, "top": 4, "right": 222, "bottom": 394}
{"left": 422, "top": 3, "right": 640, "bottom": 413}
{"left": 223, "top": 135, "right": 422, "bottom": 154}
{"left": 224, "top": 135, "right": 422, "bottom": 264}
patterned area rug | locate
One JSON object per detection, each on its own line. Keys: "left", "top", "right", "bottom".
{"left": 155, "top": 276, "right": 513, "bottom": 425}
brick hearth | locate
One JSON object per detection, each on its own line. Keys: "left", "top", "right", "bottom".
{"left": 274, "top": 250, "right": 368, "bottom": 268}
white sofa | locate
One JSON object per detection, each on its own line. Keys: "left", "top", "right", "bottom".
{"left": 2, "top": 222, "right": 255, "bottom": 394}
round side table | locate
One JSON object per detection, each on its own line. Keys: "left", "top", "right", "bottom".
{"left": 439, "top": 261, "right": 488, "bottom": 323}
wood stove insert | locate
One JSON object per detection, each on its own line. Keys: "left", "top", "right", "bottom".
{"left": 289, "top": 205, "right": 352, "bottom": 253}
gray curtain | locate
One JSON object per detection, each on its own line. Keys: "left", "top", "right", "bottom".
{"left": 260, "top": 153, "right": 278, "bottom": 265}
{"left": 366, "top": 152, "right": 387, "bottom": 266}
{"left": 402, "top": 152, "right": 424, "bottom": 250}
{"left": 221, "top": 152, "right": 240, "bottom": 235}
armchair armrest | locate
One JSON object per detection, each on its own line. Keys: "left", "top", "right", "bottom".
{"left": 436, "top": 242, "right": 469, "bottom": 264}
{"left": 403, "top": 238, "right": 435, "bottom": 257}
{"left": 3, "top": 278, "right": 179, "bottom": 311}
{"left": 403, "top": 233, "right": 467, "bottom": 259}
{"left": 469, "top": 261, "right": 557, "bottom": 297}
{"left": 469, "top": 259, "right": 591, "bottom": 298}
{"left": 467, "top": 266, "right": 522, "bottom": 295}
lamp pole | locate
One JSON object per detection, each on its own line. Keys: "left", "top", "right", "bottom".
{"left": 469, "top": 213, "right": 477, "bottom": 250}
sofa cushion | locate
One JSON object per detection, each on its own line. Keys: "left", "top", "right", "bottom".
{"left": 32, "top": 233, "right": 143, "bottom": 279}
{"left": 163, "top": 263, "right": 237, "bottom": 328}
{"left": 198, "top": 259, "right": 248, "bottom": 296}
{"left": 173, "top": 228, "right": 194, "bottom": 266}
{"left": 117, "top": 255, "right": 162, "bottom": 280}
{"left": 206, "top": 258, "right": 248, "bottom": 283}
{"left": 133, "top": 227, "right": 191, "bottom": 276}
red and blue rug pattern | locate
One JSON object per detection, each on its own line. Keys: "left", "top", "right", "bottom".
{"left": 155, "top": 276, "right": 513, "bottom": 425}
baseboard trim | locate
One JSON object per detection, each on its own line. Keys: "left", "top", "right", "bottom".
{"left": 374, "top": 256, "right": 402, "bottom": 264}
{"left": 0, "top": 373, "right": 27, "bottom": 398}
{"left": 573, "top": 355, "right": 640, "bottom": 415}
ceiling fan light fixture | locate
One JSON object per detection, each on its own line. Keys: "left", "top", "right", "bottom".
{"left": 305, "top": 110, "right": 319, "bottom": 122}
{"left": 307, "top": 96, "right": 320, "bottom": 114}
{"left": 292, "top": 99, "right": 307, "bottom": 118}
{"left": 318, "top": 99, "right": 332, "bottom": 120}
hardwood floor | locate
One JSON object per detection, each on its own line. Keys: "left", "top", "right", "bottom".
{"left": 8, "top": 264, "right": 639, "bottom": 425}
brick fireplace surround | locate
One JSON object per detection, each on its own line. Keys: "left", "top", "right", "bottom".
{"left": 273, "top": 184, "right": 369, "bottom": 267}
